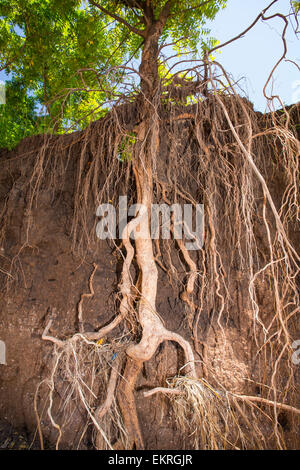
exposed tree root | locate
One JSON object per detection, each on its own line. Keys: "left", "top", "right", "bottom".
{"left": 3, "top": 55, "right": 299, "bottom": 449}
{"left": 116, "top": 358, "right": 144, "bottom": 450}
{"left": 78, "top": 262, "right": 98, "bottom": 333}
{"left": 95, "top": 357, "right": 121, "bottom": 449}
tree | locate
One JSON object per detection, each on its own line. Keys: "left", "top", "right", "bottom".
{"left": 0, "top": 0, "right": 224, "bottom": 148}
{"left": 83, "top": 0, "right": 226, "bottom": 449}
{"left": 293, "top": 1, "right": 300, "bottom": 10}
{"left": 1, "top": 0, "right": 300, "bottom": 451}
{"left": 0, "top": 0, "right": 132, "bottom": 146}
{"left": 1, "top": 0, "right": 228, "bottom": 449}
{"left": 0, "top": 77, "right": 37, "bottom": 149}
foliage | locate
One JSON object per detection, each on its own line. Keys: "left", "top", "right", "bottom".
{"left": 0, "top": 77, "right": 37, "bottom": 150}
{"left": 0, "top": 0, "right": 124, "bottom": 147}
{"left": 293, "top": 1, "right": 300, "bottom": 11}
{"left": 0, "top": 0, "right": 227, "bottom": 149}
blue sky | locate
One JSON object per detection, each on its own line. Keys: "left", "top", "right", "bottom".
{"left": 1, "top": 0, "right": 299, "bottom": 112}
{"left": 206, "top": 0, "right": 300, "bottom": 111}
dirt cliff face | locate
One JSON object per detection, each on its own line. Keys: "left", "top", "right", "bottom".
{"left": 0, "top": 100, "right": 299, "bottom": 449}
{"left": 0, "top": 132, "right": 195, "bottom": 449}
{"left": 0, "top": 149, "right": 193, "bottom": 448}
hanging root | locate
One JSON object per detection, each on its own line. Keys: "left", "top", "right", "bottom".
{"left": 39, "top": 329, "right": 130, "bottom": 449}
{"left": 116, "top": 358, "right": 144, "bottom": 449}
{"left": 78, "top": 262, "right": 98, "bottom": 333}
{"left": 167, "top": 377, "right": 242, "bottom": 450}
{"left": 145, "top": 376, "right": 300, "bottom": 450}
{"left": 3, "top": 53, "right": 299, "bottom": 449}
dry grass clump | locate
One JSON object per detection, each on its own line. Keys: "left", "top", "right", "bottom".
{"left": 168, "top": 375, "right": 299, "bottom": 450}
{"left": 36, "top": 333, "right": 130, "bottom": 449}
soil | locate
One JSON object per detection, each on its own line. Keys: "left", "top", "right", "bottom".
{"left": 0, "top": 102, "right": 299, "bottom": 450}
{"left": 0, "top": 133, "right": 196, "bottom": 449}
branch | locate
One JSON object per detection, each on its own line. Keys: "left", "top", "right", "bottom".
{"left": 158, "top": 0, "right": 215, "bottom": 23}
{"left": 158, "top": 0, "right": 175, "bottom": 25}
{"left": 119, "top": 0, "right": 144, "bottom": 8}
{"left": 0, "top": 42, "right": 26, "bottom": 72}
{"left": 119, "top": 0, "right": 144, "bottom": 13}
{"left": 89, "top": 0, "right": 146, "bottom": 37}
{"left": 261, "top": 12, "right": 288, "bottom": 101}
{"left": 207, "top": 0, "right": 279, "bottom": 56}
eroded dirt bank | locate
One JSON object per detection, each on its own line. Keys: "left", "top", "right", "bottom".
{"left": 0, "top": 99, "right": 299, "bottom": 449}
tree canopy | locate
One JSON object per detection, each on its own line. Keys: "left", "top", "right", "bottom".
{"left": 0, "top": 0, "right": 226, "bottom": 149}
{"left": 1, "top": 1, "right": 300, "bottom": 452}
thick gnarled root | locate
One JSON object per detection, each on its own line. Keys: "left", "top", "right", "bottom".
{"left": 116, "top": 358, "right": 144, "bottom": 450}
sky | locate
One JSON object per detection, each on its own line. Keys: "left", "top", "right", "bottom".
{"left": 205, "top": 0, "right": 300, "bottom": 111}
{"left": 0, "top": 0, "right": 299, "bottom": 112}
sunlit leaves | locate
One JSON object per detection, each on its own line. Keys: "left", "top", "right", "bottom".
{"left": 0, "top": 0, "right": 125, "bottom": 147}
{"left": 293, "top": 1, "right": 300, "bottom": 11}
{"left": 0, "top": 0, "right": 227, "bottom": 149}
{"left": 0, "top": 78, "right": 37, "bottom": 149}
